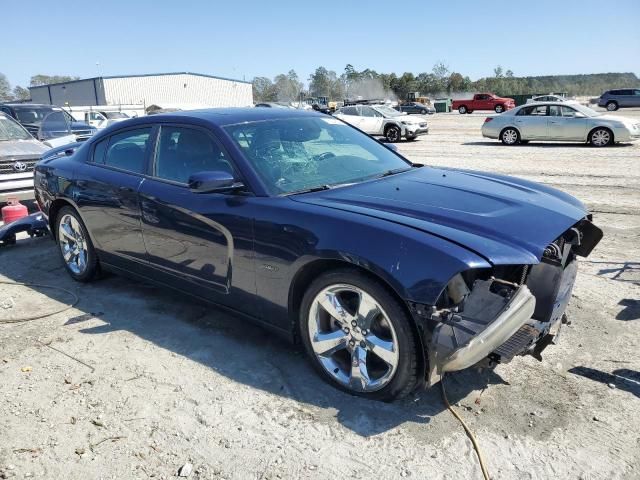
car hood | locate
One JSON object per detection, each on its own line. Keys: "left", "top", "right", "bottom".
{"left": 396, "top": 115, "right": 425, "bottom": 124}
{"left": 291, "top": 167, "right": 588, "bottom": 265}
{"left": 0, "top": 139, "right": 50, "bottom": 158}
{"left": 594, "top": 114, "right": 637, "bottom": 126}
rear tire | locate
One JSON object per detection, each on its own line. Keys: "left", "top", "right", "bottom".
{"left": 55, "top": 206, "right": 99, "bottom": 282}
{"left": 606, "top": 101, "right": 618, "bottom": 111}
{"left": 420, "top": 109, "right": 427, "bottom": 115}
{"left": 500, "top": 127, "right": 520, "bottom": 145}
{"left": 589, "top": 128, "right": 613, "bottom": 147}
{"left": 458, "top": 106, "right": 467, "bottom": 114}
{"left": 385, "top": 125, "right": 402, "bottom": 143}
{"left": 495, "top": 104, "right": 504, "bottom": 113}
{"left": 299, "top": 269, "right": 420, "bottom": 402}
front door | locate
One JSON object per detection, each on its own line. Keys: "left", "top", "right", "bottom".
{"left": 547, "top": 105, "right": 588, "bottom": 141}
{"left": 74, "top": 126, "right": 152, "bottom": 269}
{"left": 138, "top": 124, "right": 256, "bottom": 314}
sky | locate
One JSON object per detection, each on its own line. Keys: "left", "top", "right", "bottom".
{"left": 2, "top": 0, "right": 639, "bottom": 89}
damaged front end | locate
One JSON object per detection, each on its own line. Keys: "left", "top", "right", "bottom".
{"left": 410, "top": 218, "right": 603, "bottom": 387}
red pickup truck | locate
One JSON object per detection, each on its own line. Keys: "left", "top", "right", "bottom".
{"left": 452, "top": 93, "right": 515, "bottom": 114}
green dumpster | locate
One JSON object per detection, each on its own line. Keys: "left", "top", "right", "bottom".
{"left": 434, "top": 98, "right": 452, "bottom": 113}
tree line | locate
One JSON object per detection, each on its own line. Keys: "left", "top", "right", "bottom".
{"left": 253, "top": 64, "right": 639, "bottom": 102}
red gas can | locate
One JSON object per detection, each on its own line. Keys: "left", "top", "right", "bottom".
{"left": 2, "top": 198, "right": 28, "bottom": 224}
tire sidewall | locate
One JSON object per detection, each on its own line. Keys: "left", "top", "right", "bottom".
{"left": 385, "top": 125, "right": 401, "bottom": 143}
{"left": 55, "top": 206, "right": 98, "bottom": 282}
{"left": 501, "top": 127, "right": 520, "bottom": 145}
{"left": 590, "top": 128, "right": 612, "bottom": 147}
{"left": 299, "top": 269, "right": 418, "bottom": 402}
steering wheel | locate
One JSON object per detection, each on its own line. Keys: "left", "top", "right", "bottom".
{"left": 314, "top": 152, "right": 336, "bottom": 162}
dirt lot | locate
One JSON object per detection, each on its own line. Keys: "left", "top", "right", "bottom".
{"left": 1, "top": 109, "right": 639, "bottom": 480}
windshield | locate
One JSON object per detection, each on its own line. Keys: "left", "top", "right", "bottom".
{"left": 0, "top": 116, "right": 32, "bottom": 141}
{"left": 224, "top": 117, "right": 412, "bottom": 195}
{"left": 373, "top": 105, "right": 403, "bottom": 117}
{"left": 14, "top": 106, "right": 60, "bottom": 125}
{"left": 104, "top": 111, "right": 129, "bottom": 119}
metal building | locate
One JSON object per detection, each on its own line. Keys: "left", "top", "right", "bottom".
{"left": 29, "top": 72, "right": 253, "bottom": 109}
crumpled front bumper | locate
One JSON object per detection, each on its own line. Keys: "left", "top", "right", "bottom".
{"left": 440, "top": 284, "right": 536, "bottom": 373}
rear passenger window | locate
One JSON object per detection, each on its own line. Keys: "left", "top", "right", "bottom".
{"left": 155, "top": 126, "right": 233, "bottom": 184}
{"left": 92, "top": 138, "right": 108, "bottom": 164}
{"left": 101, "top": 128, "right": 151, "bottom": 173}
{"left": 518, "top": 105, "right": 547, "bottom": 116}
{"left": 341, "top": 106, "right": 357, "bottom": 116}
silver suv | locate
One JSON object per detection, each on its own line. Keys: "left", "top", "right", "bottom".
{"left": 598, "top": 89, "right": 640, "bottom": 111}
{"left": 0, "top": 113, "right": 50, "bottom": 202}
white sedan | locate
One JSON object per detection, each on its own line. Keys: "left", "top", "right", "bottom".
{"left": 481, "top": 102, "right": 640, "bottom": 146}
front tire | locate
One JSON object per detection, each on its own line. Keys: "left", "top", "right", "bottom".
{"left": 385, "top": 125, "right": 401, "bottom": 143}
{"left": 589, "top": 128, "right": 613, "bottom": 147}
{"left": 420, "top": 109, "right": 427, "bottom": 115}
{"left": 299, "top": 269, "right": 419, "bottom": 402}
{"left": 458, "top": 106, "right": 467, "bottom": 114}
{"left": 500, "top": 127, "right": 520, "bottom": 145}
{"left": 55, "top": 206, "right": 99, "bottom": 282}
{"left": 606, "top": 101, "right": 618, "bottom": 111}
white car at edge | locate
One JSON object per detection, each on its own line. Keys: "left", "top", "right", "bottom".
{"left": 482, "top": 102, "right": 640, "bottom": 146}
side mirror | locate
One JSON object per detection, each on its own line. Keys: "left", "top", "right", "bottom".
{"left": 573, "top": 112, "right": 586, "bottom": 118}
{"left": 188, "top": 171, "right": 243, "bottom": 194}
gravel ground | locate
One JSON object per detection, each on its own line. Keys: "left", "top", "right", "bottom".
{"left": 1, "top": 109, "right": 639, "bottom": 480}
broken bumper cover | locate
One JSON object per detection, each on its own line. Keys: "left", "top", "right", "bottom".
{"left": 440, "top": 285, "right": 536, "bottom": 373}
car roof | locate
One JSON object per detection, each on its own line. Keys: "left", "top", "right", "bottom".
{"left": 0, "top": 103, "right": 57, "bottom": 108}
{"left": 130, "top": 107, "right": 329, "bottom": 127}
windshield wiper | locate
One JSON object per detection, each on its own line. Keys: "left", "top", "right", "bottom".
{"left": 285, "top": 184, "right": 332, "bottom": 196}
{"left": 376, "top": 167, "right": 413, "bottom": 178}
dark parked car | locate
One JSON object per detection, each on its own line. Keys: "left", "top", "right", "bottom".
{"left": 0, "top": 103, "right": 96, "bottom": 141}
{"left": 34, "top": 108, "right": 602, "bottom": 401}
{"left": 597, "top": 89, "right": 640, "bottom": 111}
{"left": 394, "top": 102, "right": 435, "bottom": 115}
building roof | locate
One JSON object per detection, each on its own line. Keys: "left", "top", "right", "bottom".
{"left": 28, "top": 72, "right": 251, "bottom": 90}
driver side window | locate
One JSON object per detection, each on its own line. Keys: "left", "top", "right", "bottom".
{"left": 154, "top": 126, "right": 233, "bottom": 184}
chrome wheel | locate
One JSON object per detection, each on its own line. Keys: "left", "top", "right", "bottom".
{"left": 606, "top": 102, "right": 617, "bottom": 111}
{"left": 58, "top": 213, "right": 88, "bottom": 275}
{"left": 308, "top": 284, "right": 400, "bottom": 392}
{"left": 495, "top": 105, "right": 504, "bottom": 113}
{"left": 502, "top": 129, "right": 518, "bottom": 145}
{"left": 591, "top": 129, "right": 611, "bottom": 146}
{"left": 458, "top": 106, "right": 467, "bottom": 114}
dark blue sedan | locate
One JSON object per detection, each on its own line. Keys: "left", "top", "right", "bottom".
{"left": 34, "top": 108, "right": 602, "bottom": 401}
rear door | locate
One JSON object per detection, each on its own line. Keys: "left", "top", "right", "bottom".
{"left": 358, "top": 106, "right": 384, "bottom": 134}
{"left": 514, "top": 104, "right": 548, "bottom": 139}
{"left": 138, "top": 123, "right": 256, "bottom": 314}
{"left": 74, "top": 126, "right": 152, "bottom": 270}
{"left": 629, "top": 89, "right": 640, "bottom": 107}
{"left": 547, "top": 105, "right": 588, "bottom": 141}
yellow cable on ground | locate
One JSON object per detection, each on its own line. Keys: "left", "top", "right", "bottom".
{"left": 0, "top": 280, "right": 78, "bottom": 324}
{"left": 441, "top": 374, "right": 491, "bottom": 480}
